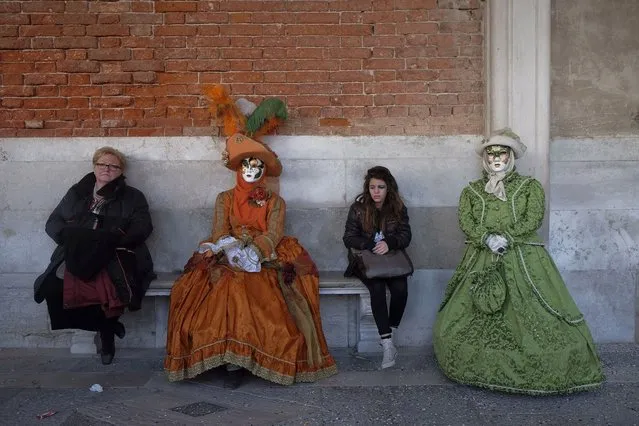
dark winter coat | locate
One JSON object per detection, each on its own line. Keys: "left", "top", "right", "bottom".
{"left": 34, "top": 172, "right": 155, "bottom": 311}
{"left": 342, "top": 200, "right": 412, "bottom": 279}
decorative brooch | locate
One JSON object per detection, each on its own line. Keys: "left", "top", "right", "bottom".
{"left": 248, "top": 186, "right": 270, "bottom": 207}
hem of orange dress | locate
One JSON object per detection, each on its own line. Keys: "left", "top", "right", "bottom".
{"left": 165, "top": 351, "right": 338, "bottom": 386}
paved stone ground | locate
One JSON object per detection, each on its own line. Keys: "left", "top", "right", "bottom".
{"left": 0, "top": 344, "right": 637, "bottom": 425}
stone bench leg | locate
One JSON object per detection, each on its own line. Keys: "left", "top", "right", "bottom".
{"left": 356, "top": 293, "right": 382, "bottom": 353}
{"left": 70, "top": 330, "right": 97, "bottom": 354}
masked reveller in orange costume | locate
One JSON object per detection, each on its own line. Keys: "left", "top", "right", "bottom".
{"left": 164, "top": 87, "right": 337, "bottom": 388}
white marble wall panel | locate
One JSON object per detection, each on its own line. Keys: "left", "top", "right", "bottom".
{"left": 0, "top": 137, "right": 221, "bottom": 162}
{"left": 549, "top": 210, "right": 639, "bottom": 272}
{"left": 146, "top": 208, "right": 214, "bottom": 272}
{"left": 394, "top": 269, "right": 452, "bottom": 346}
{"left": 279, "top": 160, "right": 346, "bottom": 208}
{"left": 561, "top": 269, "right": 636, "bottom": 343}
{"left": 552, "top": 137, "right": 639, "bottom": 161}
{"left": 550, "top": 161, "right": 639, "bottom": 210}
{"left": 0, "top": 210, "right": 55, "bottom": 273}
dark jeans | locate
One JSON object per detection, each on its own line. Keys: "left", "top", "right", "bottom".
{"left": 362, "top": 276, "right": 408, "bottom": 336}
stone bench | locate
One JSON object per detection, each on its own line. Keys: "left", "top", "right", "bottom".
{"left": 71, "top": 271, "right": 383, "bottom": 354}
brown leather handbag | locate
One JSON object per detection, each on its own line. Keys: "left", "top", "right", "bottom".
{"left": 349, "top": 248, "right": 414, "bottom": 279}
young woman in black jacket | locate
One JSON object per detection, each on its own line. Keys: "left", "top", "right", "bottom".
{"left": 34, "top": 147, "right": 155, "bottom": 365}
{"left": 343, "top": 166, "right": 412, "bottom": 369}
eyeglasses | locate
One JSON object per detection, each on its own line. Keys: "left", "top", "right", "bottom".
{"left": 95, "top": 162, "right": 122, "bottom": 171}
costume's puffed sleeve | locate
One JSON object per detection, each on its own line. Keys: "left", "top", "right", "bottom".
{"left": 458, "top": 186, "right": 489, "bottom": 247}
{"left": 203, "top": 191, "right": 232, "bottom": 245}
{"left": 505, "top": 178, "right": 545, "bottom": 242}
{"left": 343, "top": 203, "right": 375, "bottom": 250}
{"left": 250, "top": 195, "right": 285, "bottom": 261}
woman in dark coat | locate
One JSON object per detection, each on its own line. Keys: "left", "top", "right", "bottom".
{"left": 34, "top": 146, "right": 155, "bottom": 365}
{"left": 343, "top": 166, "right": 412, "bottom": 370}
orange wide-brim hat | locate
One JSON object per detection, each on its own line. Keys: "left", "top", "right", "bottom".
{"left": 223, "top": 133, "right": 282, "bottom": 177}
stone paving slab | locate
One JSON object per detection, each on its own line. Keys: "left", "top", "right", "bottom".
{"left": 0, "top": 345, "right": 637, "bottom": 425}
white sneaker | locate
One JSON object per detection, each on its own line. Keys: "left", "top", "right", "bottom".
{"left": 381, "top": 338, "right": 397, "bottom": 369}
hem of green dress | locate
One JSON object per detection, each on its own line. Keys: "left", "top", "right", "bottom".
{"left": 443, "top": 372, "right": 604, "bottom": 396}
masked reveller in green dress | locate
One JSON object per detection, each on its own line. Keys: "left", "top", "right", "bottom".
{"left": 433, "top": 128, "right": 604, "bottom": 395}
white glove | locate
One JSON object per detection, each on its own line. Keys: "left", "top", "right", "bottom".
{"left": 198, "top": 236, "right": 239, "bottom": 254}
{"left": 486, "top": 234, "right": 508, "bottom": 254}
{"left": 224, "top": 245, "right": 261, "bottom": 273}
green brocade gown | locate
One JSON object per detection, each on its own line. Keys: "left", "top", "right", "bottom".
{"left": 433, "top": 171, "right": 604, "bottom": 395}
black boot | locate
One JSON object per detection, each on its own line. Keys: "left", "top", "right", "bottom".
{"left": 100, "top": 329, "right": 115, "bottom": 365}
{"left": 223, "top": 368, "right": 244, "bottom": 389}
{"left": 112, "top": 320, "right": 126, "bottom": 339}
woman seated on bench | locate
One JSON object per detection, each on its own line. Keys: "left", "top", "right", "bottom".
{"left": 34, "top": 146, "right": 155, "bottom": 365}
{"left": 164, "top": 87, "right": 337, "bottom": 388}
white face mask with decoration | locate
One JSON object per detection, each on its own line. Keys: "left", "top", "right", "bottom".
{"left": 241, "top": 157, "right": 265, "bottom": 183}
{"left": 484, "top": 145, "right": 511, "bottom": 173}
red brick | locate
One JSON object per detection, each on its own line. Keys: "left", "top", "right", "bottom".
{"left": 320, "top": 117, "right": 350, "bottom": 127}
{"left": 394, "top": 0, "right": 437, "bottom": 9}
{"left": 0, "top": 25, "right": 18, "bottom": 37}
{"left": 87, "top": 48, "right": 131, "bottom": 61}
{"left": 363, "top": 36, "right": 405, "bottom": 48}
{"left": 165, "top": 12, "right": 185, "bottom": 24}
{"left": 286, "top": 95, "right": 330, "bottom": 107}
{"left": 0, "top": 2, "right": 20, "bottom": 13}
{"left": 23, "top": 98, "right": 67, "bottom": 109}
{"left": 60, "top": 86, "right": 101, "bottom": 97}
{"left": 132, "top": 1, "right": 154, "bottom": 13}
{"left": 0, "top": 38, "right": 30, "bottom": 49}
{"left": 89, "top": 1, "right": 130, "bottom": 13}
{"left": 120, "top": 60, "right": 164, "bottom": 72}
{"left": 185, "top": 12, "right": 228, "bottom": 23}
{"left": 229, "top": 12, "right": 252, "bottom": 24}
{"left": 102, "top": 86, "right": 125, "bottom": 97}
{"left": 22, "top": 1, "right": 65, "bottom": 13}
{"left": 155, "top": 2, "right": 198, "bottom": 13}
{"left": 2, "top": 98, "right": 24, "bottom": 108}
{"left": 155, "top": 25, "right": 198, "bottom": 36}
{"left": 86, "top": 25, "right": 129, "bottom": 37}
{"left": 219, "top": 24, "right": 263, "bottom": 36}
{"left": 91, "top": 73, "right": 132, "bottom": 84}
{"left": 35, "top": 85, "right": 59, "bottom": 96}
{"left": 23, "top": 73, "right": 66, "bottom": 85}
{"left": 399, "top": 23, "right": 438, "bottom": 35}
{"left": 119, "top": 13, "right": 163, "bottom": 25}
{"left": 253, "top": 37, "right": 296, "bottom": 48}
{"left": 53, "top": 37, "right": 97, "bottom": 49}
{"left": 364, "top": 58, "right": 405, "bottom": 70}
{"left": 0, "top": 86, "right": 34, "bottom": 97}
{"left": 397, "top": 69, "right": 438, "bottom": 81}
{"left": 157, "top": 73, "right": 199, "bottom": 84}
{"left": 97, "top": 14, "right": 120, "bottom": 25}
{"left": 362, "top": 11, "right": 406, "bottom": 23}
{"left": 222, "top": 72, "right": 264, "bottom": 83}
{"left": 287, "top": 71, "right": 330, "bottom": 83}
{"left": 0, "top": 13, "right": 29, "bottom": 25}
{"left": 91, "top": 97, "right": 134, "bottom": 108}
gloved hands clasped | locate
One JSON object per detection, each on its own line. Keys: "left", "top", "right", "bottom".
{"left": 485, "top": 234, "right": 508, "bottom": 255}
{"left": 198, "top": 236, "right": 261, "bottom": 272}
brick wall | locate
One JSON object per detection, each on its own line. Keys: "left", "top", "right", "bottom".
{"left": 0, "top": 0, "right": 484, "bottom": 137}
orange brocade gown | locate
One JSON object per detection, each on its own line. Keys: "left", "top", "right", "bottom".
{"left": 164, "top": 188, "right": 337, "bottom": 385}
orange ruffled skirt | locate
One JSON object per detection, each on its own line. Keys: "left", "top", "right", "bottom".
{"left": 164, "top": 237, "right": 337, "bottom": 385}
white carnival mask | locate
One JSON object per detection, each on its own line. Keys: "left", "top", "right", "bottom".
{"left": 241, "top": 157, "right": 265, "bottom": 183}
{"left": 485, "top": 145, "right": 511, "bottom": 173}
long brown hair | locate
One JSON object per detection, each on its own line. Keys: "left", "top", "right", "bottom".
{"left": 356, "top": 166, "right": 404, "bottom": 233}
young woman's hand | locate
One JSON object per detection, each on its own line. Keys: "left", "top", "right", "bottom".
{"left": 373, "top": 240, "right": 389, "bottom": 255}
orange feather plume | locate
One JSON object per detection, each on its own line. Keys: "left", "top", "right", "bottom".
{"left": 202, "top": 84, "right": 246, "bottom": 137}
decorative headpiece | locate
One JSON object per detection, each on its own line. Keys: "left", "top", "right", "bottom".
{"left": 475, "top": 127, "right": 527, "bottom": 159}
{"left": 204, "top": 85, "right": 287, "bottom": 177}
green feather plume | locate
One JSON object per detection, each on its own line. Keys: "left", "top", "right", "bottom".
{"left": 245, "top": 98, "right": 288, "bottom": 136}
